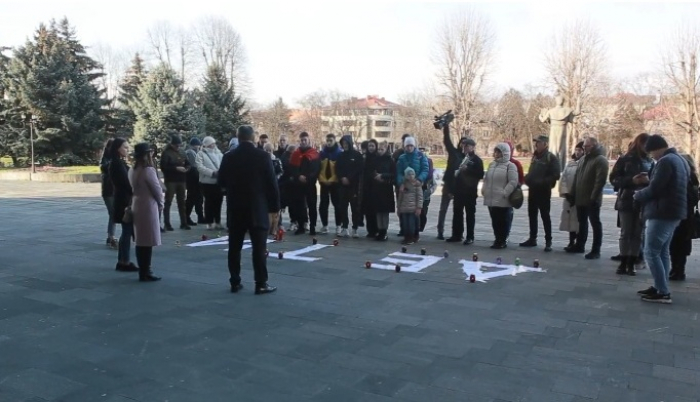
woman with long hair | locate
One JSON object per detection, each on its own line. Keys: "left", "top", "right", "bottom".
{"left": 108, "top": 138, "right": 138, "bottom": 272}
{"left": 482, "top": 143, "right": 519, "bottom": 249}
{"left": 100, "top": 138, "right": 117, "bottom": 248}
{"left": 609, "top": 133, "right": 652, "bottom": 275}
{"left": 560, "top": 141, "right": 584, "bottom": 251}
{"left": 129, "top": 143, "right": 164, "bottom": 282}
{"left": 368, "top": 140, "right": 395, "bottom": 241}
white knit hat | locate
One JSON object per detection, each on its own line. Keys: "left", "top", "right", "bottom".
{"left": 404, "top": 136, "right": 416, "bottom": 147}
{"left": 202, "top": 136, "right": 216, "bottom": 147}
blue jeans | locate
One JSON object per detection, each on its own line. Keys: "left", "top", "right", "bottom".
{"left": 103, "top": 196, "right": 116, "bottom": 238}
{"left": 644, "top": 219, "right": 680, "bottom": 295}
{"left": 400, "top": 213, "right": 418, "bottom": 239}
{"left": 118, "top": 222, "right": 133, "bottom": 264}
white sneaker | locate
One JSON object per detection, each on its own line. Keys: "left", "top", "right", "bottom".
{"left": 288, "top": 223, "right": 298, "bottom": 232}
{"left": 320, "top": 226, "right": 329, "bottom": 234}
{"left": 340, "top": 228, "right": 349, "bottom": 237}
{"left": 635, "top": 260, "right": 647, "bottom": 270}
{"left": 351, "top": 229, "right": 359, "bottom": 238}
{"left": 214, "top": 223, "right": 224, "bottom": 230}
{"left": 335, "top": 227, "right": 343, "bottom": 236}
{"left": 207, "top": 224, "right": 215, "bottom": 230}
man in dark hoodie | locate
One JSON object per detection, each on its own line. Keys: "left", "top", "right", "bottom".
{"left": 288, "top": 132, "right": 321, "bottom": 235}
{"left": 336, "top": 135, "right": 364, "bottom": 237}
{"left": 450, "top": 137, "right": 484, "bottom": 245}
{"left": 520, "top": 135, "right": 561, "bottom": 252}
{"left": 318, "top": 134, "right": 342, "bottom": 235}
{"left": 273, "top": 135, "right": 288, "bottom": 159}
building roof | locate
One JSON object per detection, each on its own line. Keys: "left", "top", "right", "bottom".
{"left": 330, "top": 95, "right": 402, "bottom": 110}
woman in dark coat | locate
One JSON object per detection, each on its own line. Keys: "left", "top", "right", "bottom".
{"left": 100, "top": 138, "right": 117, "bottom": 248}
{"left": 366, "top": 140, "right": 396, "bottom": 241}
{"left": 108, "top": 137, "right": 138, "bottom": 272}
{"left": 608, "top": 133, "right": 652, "bottom": 275}
{"left": 669, "top": 154, "right": 699, "bottom": 281}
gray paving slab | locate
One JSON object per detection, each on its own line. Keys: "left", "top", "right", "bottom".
{"left": 1, "top": 181, "right": 700, "bottom": 401}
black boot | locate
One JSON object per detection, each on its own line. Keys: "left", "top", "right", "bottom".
{"left": 616, "top": 256, "right": 627, "bottom": 275}
{"left": 626, "top": 256, "right": 636, "bottom": 276}
{"left": 163, "top": 206, "right": 174, "bottom": 231}
{"left": 136, "top": 246, "right": 161, "bottom": 282}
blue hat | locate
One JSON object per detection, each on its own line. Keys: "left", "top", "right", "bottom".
{"left": 189, "top": 137, "right": 202, "bottom": 146}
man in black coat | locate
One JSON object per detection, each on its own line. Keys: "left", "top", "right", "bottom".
{"left": 218, "top": 125, "right": 279, "bottom": 295}
{"left": 336, "top": 135, "right": 364, "bottom": 237}
{"left": 438, "top": 123, "right": 466, "bottom": 240}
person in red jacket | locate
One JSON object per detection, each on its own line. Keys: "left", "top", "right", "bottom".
{"left": 504, "top": 141, "right": 525, "bottom": 242}
{"left": 506, "top": 141, "right": 525, "bottom": 185}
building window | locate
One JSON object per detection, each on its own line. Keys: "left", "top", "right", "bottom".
{"left": 375, "top": 120, "right": 391, "bottom": 127}
{"left": 375, "top": 131, "right": 391, "bottom": 138}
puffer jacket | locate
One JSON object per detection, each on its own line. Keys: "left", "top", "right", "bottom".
{"left": 396, "top": 150, "right": 429, "bottom": 186}
{"left": 398, "top": 180, "right": 424, "bottom": 213}
{"left": 634, "top": 148, "right": 688, "bottom": 221}
{"left": 571, "top": 145, "right": 609, "bottom": 206}
{"left": 609, "top": 152, "right": 653, "bottom": 211}
{"left": 559, "top": 159, "right": 579, "bottom": 196}
{"left": 195, "top": 147, "right": 223, "bottom": 184}
{"left": 525, "top": 150, "right": 560, "bottom": 191}
{"left": 482, "top": 143, "right": 519, "bottom": 207}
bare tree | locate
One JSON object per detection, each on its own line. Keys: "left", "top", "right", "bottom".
{"left": 89, "top": 42, "right": 128, "bottom": 104}
{"left": 147, "top": 21, "right": 174, "bottom": 67}
{"left": 660, "top": 22, "right": 700, "bottom": 162}
{"left": 295, "top": 90, "right": 329, "bottom": 142}
{"left": 193, "top": 16, "right": 250, "bottom": 96}
{"left": 434, "top": 8, "right": 496, "bottom": 135}
{"left": 543, "top": 19, "right": 607, "bottom": 153}
{"left": 252, "top": 97, "right": 292, "bottom": 143}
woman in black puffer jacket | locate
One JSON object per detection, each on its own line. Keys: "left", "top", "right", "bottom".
{"left": 100, "top": 138, "right": 117, "bottom": 248}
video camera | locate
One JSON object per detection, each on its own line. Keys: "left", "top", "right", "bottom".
{"left": 433, "top": 110, "right": 454, "bottom": 130}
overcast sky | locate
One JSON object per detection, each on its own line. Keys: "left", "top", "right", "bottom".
{"left": 1, "top": 0, "right": 697, "bottom": 106}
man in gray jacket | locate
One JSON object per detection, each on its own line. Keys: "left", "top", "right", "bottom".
{"left": 567, "top": 137, "right": 608, "bottom": 259}
{"left": 633, "top": 135, "right": 688, "bottom": 304}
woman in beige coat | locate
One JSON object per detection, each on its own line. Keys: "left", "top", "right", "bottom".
{"left": 482, "top": 143, "right": 518, "bottom": 249}
{"left": 129, "top": 143, "right": 164, "bottom": 282}
{"left": 559, "top": 141, "right": 584, "bottom": 251}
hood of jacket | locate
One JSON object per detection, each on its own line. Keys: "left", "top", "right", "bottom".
{"left": 320, "top": 142, "right": 341, "bottom": 160}
{"left": 586, "top": 144, "right": 605, "bottom": 159}
{"left": 495, "top": 142, "right": 511, "bottom": 163}
{"left": 339, "top": 135, "right": 354, "bottom": 151}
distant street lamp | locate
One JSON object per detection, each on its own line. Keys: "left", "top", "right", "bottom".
{"left": 21, "top": 113, "right": 38, "bottom": 174}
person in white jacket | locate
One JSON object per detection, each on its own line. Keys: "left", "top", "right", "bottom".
{"left": 559, "top": 141, "right": 584, "bottom": 251}
{"left": 196, "top": 136, "right": 224, "bottom": 230}
{"left": 482, "top": 142, "right": 519, "bottom": 249}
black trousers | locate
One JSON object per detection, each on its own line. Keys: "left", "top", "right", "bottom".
{"left": 452, "top": 193, "right": 477, "bottom": 240}
{"left": 527, "top": 191, "right": 552, "bottom": 242}
{"left": 185, "top": 176, "right": 203, "bottom": 220}
{"left": 228, "top": 222, "right": 268, "bottom": 286}
{"left": 338, "top": 184, "right": 361, "bottom": 229}
{"left": 292, "top": 185, "right": 317, "bottom": 228}
{"left": 576, "top": 203, "right": 603, "bottom": 252}
{"left": 488, "top": 206, "right": 512, "bottom": 243}
{"left": 437, "top": 190, "right": 453, "bottom": 235}
{"left": 135, "top": 246, "right": 153, "bottom": 275}
{"left": 164, "top": 181, "right": 186, "bottom": 226}
{"left": 319, "top": 183, "right": 341, "bottom": 227}
{"left": 201, "top": 183, "right": 224, "bottom": 225}
{"left": 364, "top": 208, "right": 378, "bottom": 235}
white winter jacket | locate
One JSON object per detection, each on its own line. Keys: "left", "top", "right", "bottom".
{"left": 195, "top": 147, "right": 223, "bottom": 184}
{"left": 482, "top": 143, "right": 518, "bottom": 207}
{"left": 558, "top": 159, "right": 579, "bottom": 196}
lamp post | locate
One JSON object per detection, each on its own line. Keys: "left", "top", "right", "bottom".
{"left": 21, "top": 113, "right": 37, "bottom": 173}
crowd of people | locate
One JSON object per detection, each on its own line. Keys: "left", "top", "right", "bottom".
{"left": 98, "top": 122, "right": 698, "bottom": 303}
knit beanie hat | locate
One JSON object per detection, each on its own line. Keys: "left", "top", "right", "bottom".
{"left": 170, "top": 134, "right": 182, "bottom": 145}
{"left": 189, "top": 137, "right": 202, "bottom": 146}
{"left": 404, "top": 137, "right": 416, "bottom": 147}
{"left": 644, "top": 135, "right": 668, "bottom": 153}
{"left": 202, "top": 136, "right": 216, "bottom": 147}
{"left": 404, "top": 167, "right": 416, "bottom": 176}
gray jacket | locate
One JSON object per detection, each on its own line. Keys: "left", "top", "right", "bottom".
{"left": 634, "top": 148, "right": 688, "bottom": 221}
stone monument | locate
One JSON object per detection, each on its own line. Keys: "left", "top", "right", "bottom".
{"left": 539, "top": 93, "right": 580, "bottom": 170}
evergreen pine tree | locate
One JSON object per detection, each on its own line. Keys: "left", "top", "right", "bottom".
{"left": 2, "top": 19, "right": 107, "bottom": 162}
{"left": 111, "top": 53, "right": 147, "bottom": 137}
{"left": 132, "top": 63, "right": 203, "bottom": 146}
{"left": 200, "top": 64, "right": 248, "bottom": 148}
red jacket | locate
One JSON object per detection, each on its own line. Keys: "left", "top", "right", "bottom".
{"left": 506, "top": 141, "right": 525, "bottom": 185}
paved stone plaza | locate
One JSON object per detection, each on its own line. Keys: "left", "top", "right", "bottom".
{"left": 1, "top": 181, "right": 699, "bottom": 401}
